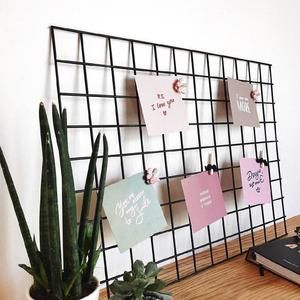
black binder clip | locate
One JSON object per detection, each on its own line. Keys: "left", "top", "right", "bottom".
{"left": 206, "top": 153, "right": 217, "bottom": 175}
{"left": 294, "top": 227, "right": 300, "bottom": 239}
{"left": 256, "top": 157, "right": 268, "bottom": 167}
{"left": 256, "top": 150, "right": 268, "bottom": 167}
{"left": 205, "top": 164, "right": 218, "bottom": 173}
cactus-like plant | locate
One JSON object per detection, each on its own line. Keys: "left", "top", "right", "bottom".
{"left": 109, "top": 260, "right": 172, "bottom": 300}
{"left": 0, "top": 102, "right": 108, "bottom": 299}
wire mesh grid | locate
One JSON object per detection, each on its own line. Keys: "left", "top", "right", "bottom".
{"left": 51, "top": 26, "right": 287, "bottom": 297}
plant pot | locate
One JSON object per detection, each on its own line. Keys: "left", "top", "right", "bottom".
{"left": 25, "top": 282, "right": 101, "bottom": 300}
{"left": 144, "top": 292, "right": 173, "bottom": 300}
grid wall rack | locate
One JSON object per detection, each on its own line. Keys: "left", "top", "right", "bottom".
{"left": 51, "top": 26, "right": 287, "bottom": 298}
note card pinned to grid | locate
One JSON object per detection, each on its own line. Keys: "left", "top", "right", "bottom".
{"left": 103, "top": 172, "right": 167, "bottom": 253}
{"left": 181, "top": 172, "right": 227, "bottom": 232}
{"left": 227, "top": 78, "right": 260, "bottom": 127}
{"left": 135, "top": 74, "right": 189, "bottom": 136}
{"left": 240, "top": 158, "right": 272, "bottom": 205}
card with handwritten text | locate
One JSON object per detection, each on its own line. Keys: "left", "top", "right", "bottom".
{"left": 103, "top": 172, "right": 167, "bottom": 252}
{"left": 240, "top": 158, "right": 271, "bottom": 205}
{"left": 227, "top": 78, "right": 260, "bottom": 127}
{"left": 135, "top": 75, "right": 189, "bottom": 136}
{"left": 181, "top": 172, "right": 226, "bottom": 232}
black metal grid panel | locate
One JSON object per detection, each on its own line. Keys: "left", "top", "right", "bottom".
{"left": 51, "top": 26, "right": 287, "bottom": 297}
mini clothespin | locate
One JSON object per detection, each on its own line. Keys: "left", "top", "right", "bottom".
{"left": 205, "top": 153, "right": 217, "bottom": 175}
{"left": 173, "top": 78, "right": 186, "bottom": 94}
{"left": 144, "top": 168, "right": 160, "bottom": 184}
{"left": 256, "top": 150, "right": 268, "bottom": 167}
{"left": 250, "top": 89, "right": 260, "bottom": 101}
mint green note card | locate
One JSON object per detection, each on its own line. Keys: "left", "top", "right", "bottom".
{"left": 103, "top": 172, "right": 167, "bottom": 253}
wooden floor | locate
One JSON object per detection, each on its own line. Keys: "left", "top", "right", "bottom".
{"left": 100, "top": 216, "right": 300, "bottom": 299}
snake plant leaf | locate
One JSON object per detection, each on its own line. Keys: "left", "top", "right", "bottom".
{"left": 78, "top": 133, "right": 101, "bottom": 260}
{"left": 85, "top": 134, "right": 108, "bottom": 282}
{"left": 19, "top": 264, "right": 48, "bottom": 291}
{"left": 39, "top": 103, "right": 63, "bottom": 299}
{"left": 146, "top": 279, "right": 167, "bottom": 292}
{"left": 89, "top": 245, "right": 102, "bottom": 276}
{"left": 0, "top": 147, "right": 41, "bottom": 277}
{"left": 62, "top": 264, "right": 86, "bottom": 297}
{"left": 33, "top": 237, "right": 49, "bottom": 290}
{"left": 145, "top": 262, "right": 162, "bottom": 278}
{"left": 39, "top": 124, "right": 51, "bottom": 282}
{"left": 39, "top": 103, "right": 52, "bottom": 270}
{"left": 61, "top": 108, "right": 68, "bottom": 151}
{"left": 81, "top": 222, "right": 94, "bottom": 263}
{"left": 39, "top": 158, "right": 51, "bottom": 279}
{"left": 45, "top": 133, "right": 63, "bottom": 299}
{"left": 52, "top": 104, "right": 82, "bottom": 298}
{"left": 39, "top": 103, "right": 57, "bottom": 274}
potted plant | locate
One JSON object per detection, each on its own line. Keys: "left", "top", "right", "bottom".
{"left": 0, "top": 103, "right": 108, "bottom": 300}
{"left": 109, "top": 260, "right": 173, "bottom": 300}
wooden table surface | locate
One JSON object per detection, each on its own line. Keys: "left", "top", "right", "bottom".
{"left": 100, "top": 216, "right": 300, "bottom": 300}
{"left": 167, "top": 216, "right": 300, "bottom": 300}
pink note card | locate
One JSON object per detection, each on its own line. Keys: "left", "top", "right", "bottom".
{"left": 181, "top": 172, "right": 226, "bottom": 232}
{"left": 240, "top": 158, "right": 272, "bottom": 205}
{"left": 227, "top": 78, "right": 260, "bottom": 128}
{"left": 135, "top": 75, "right": 189, "bottom": 136}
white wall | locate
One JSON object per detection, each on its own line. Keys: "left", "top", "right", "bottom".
{"left": 1, "top": 0, "right": 300, "bottom": 299}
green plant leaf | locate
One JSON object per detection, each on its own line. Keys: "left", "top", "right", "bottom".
{"left": 85, "top": 134, "right": 108, "bottom": 282}
{"left": 81, "top": 222, "right": 93, "bottom": 262}
{"left": 110, "top": 279, "right": 133, "bottom": 295}
{"left": 39, "top": 103, "right": 63, "bottom": 300}
{"left": 0, "top": 147, "right": 43, "bottom": 283}
{"left": 19, "top": 264, "right": 48, "bottom": 291}
{"left": 109, "top": 296, "right": 125, "bottom": 300}
{"left": 78, "top": 133, "right": 100, "bottom": 262}
{"left": 146, "top": 279, "right": 167, "bottom": 292}
{"left": 145, "top": 262, "right": 162, "bottom": 278}
{"left": 61, "top": 108, "right": 68, "bottom": 152}
{"left": 132, "top": 260, "right": 145, "bottom": 277}
{"left": 90, "top": 246, "right": 102, "bottom": 275}
{"left": 52, "top": 104, "right": 82, "bottom": 298}
{"left": 130, "top": 278, "right": 150, "bottom": 290}
{"left": 62, "top": 264, "right": 86, "bottom": 297}
{"left": 38, "top": 158, "right": 51, "bottom": 280}
{"left": 39, "top": 105, "right": 52, "bottom": 285}
{"left": 123, "top": 271, "right": 134, "bottom": 282}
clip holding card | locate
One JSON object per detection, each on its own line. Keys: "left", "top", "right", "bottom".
{"left": 294, "top": 227, "right": 300, "bottom": 240}
{"left": 173, "top": 78, "right": 186, "bottom": 94}
{"left": 205, "top": 153, "right": 217, "bottom": 175}
{"left": 205, "top": 164, "right": 218, "bottom": 174}
{"left": 144, "top": 168, "right": 160, "bottom": 184}
{"left": 256, "top": 150, "right": 268, "bottom": 167}
{"left": 250, "top": 89, "right": 260, "bottom": 101}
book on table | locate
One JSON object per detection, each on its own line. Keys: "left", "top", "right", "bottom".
{"left": 246, "top": 235, "right": 300, "bottom": 285}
